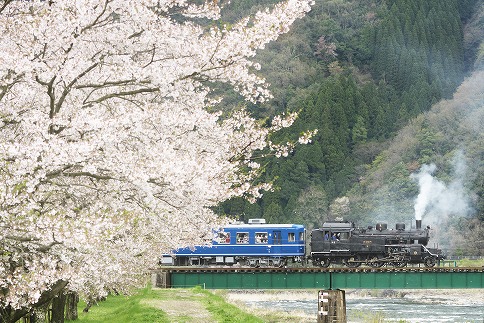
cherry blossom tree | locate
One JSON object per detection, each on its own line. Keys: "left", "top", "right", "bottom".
{"left": 0, "top": 0, "right": 314, "bottom": 319}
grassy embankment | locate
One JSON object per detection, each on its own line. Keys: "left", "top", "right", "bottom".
{"left": 67, "top": 286, "right": 263, "bottom": 323}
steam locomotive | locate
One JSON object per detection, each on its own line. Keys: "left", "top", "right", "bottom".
{"left": 311, "top": 219, "right": 443, "bottom": 268}
{"left": 161, "top": 219, "right": 444, "bottom": 268}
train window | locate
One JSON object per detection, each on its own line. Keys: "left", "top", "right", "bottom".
{"left": 218, "top": 232, "right": 231, "bottom": 244}
{"left": 299, "top": 232, "right": 304, "bottom": 241}
{"left": 255, "top": 232, "right": 268, "bottom": 244}
{"left": 338, "top": 232, "right": 350, "bottom": 240}
{"left": 288, "top": 232, "right": 295, "bottom": 242}
{"left": 236, "top": 232, "right": 249, "bottom": 244}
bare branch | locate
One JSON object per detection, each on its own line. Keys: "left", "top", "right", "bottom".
{"left": 62, "top": 171, "right": 115, "bottom": 181}
{"left": 83, "top": 87, "right": 159, "bottom": 106}
{"left": 80, "top": 0, "right": 114, "bottom": 34}
{"left": 45, "top": 166, "right": 115, "bottom": 181}
{"left": 5, "top": 235, "right": 40, "bottom": 243}
{"left": 35, "top": 75, "right": 57, "bottom": 119}
{"left": 55, "top": 62, "right": 99, "bottom": 114}
{"left": 0, "top": 0, "right": 14, "bottom": 14}
{"left": 75, "top": 79, "right": 139, "bottom": 89}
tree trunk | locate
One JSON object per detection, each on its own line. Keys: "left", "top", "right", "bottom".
{"left": 29, "top": 301, "right": 50, "bottom": 323}
{"left": 82, "top": 297, "right": 93, "bottom": 313}
{"left": 0, "top": 280, "right": 68, "bottom": 323}
{"left": 50, "top": 292, "right": 66, "bottom": 323}
{"left": 64, "top": 292, "right": 78, "bottom": 321}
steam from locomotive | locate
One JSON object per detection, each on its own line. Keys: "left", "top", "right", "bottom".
{"left": 410, "top": 157, "right": 472, "bottom": 252}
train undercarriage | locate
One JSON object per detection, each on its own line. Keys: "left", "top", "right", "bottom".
{"left": 312, "top": 245, "right": 442, "bottom": 268}
{"left": 170, "top": 255, "right": 303, "bottom": 268}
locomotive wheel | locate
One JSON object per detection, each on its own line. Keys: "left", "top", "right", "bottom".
{"left": 319, "top": 258, "right": 331, "bottom": 268}
{"left": 344, "top": 256, "right": 361, "bottom": 268}
{"left": 424, "top": 256, "right": 436, "bottom": 267}
{"left": 278, "top": 259, "right": 287, "bottom": 268}
{"left": 391, "top": 261, "right": 407, "bottom": 268}
{"left": 368, "top": 257, "right": 384, "bottom": 268}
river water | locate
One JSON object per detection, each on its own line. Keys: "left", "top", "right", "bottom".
{"left": 226, "top": 290, "right": 484, "bottom": 322}
{"left": 347, "top": 297, "right": 483, "bottom": 322}
{"left": 246, "top": 298, "right": 484, "bottom": 322}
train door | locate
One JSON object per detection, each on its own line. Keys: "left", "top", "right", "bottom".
{"left": 329, "top": 230, "right": 350, "bottom": 252}
{"left": 272, "top": 230, "right": 282, "bottom": 255}
{"left": 317, "top": 230, "right": 330, "bottom": 252}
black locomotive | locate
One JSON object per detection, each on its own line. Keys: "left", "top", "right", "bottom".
{"left": 310, "top": 219, "right": 444, "bottom": 268}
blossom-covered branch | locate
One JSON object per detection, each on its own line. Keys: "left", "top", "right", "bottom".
{"left": 0, "top": 0, "right": 314, "bottom": 315}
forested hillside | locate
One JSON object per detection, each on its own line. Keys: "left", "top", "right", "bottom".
{"left": 219, "top": 0, "right": 484, "bottom": 255}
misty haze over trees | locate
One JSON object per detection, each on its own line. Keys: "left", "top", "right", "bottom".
{"left": 219, "top": 0, "right": 484, "bottom": 256}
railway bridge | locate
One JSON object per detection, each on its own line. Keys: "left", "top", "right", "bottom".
{"left": 153, "top": 266, "right": 484, "bottom": 289}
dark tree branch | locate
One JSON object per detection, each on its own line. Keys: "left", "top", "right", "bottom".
{"left": 75, "top": 79, "right": 140, "bottom": 89}
{"left": 0, "top": 0, "right": 14, "bottom": 14}
{"left": 7, "top": 280, "right": 69, "bottom": 323}
{"left": 62, "top": 171, "right": 114, "bottom": 181}
{"left": 4, "top": 235, "right": 63, "bottom": 253}
{"left": 55, "top": 62, "right": 100, "bottom": 114}
{"left": 45, "top": 165, "right": 115, "bottom": 181}
{"left": 83, "top": 87, "right": 160, "bottom": 106}
{"left": 35, "top": 75, "right": 56, "bottom": 119}
{"left": 80, "top": 0, "right": 113, "bottom": 34}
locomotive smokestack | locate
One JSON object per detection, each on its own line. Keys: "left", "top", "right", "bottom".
{"left": 416, "top": 219, "right": 422, "bottom": 229}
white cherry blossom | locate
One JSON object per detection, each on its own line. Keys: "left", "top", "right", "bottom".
{"left": 0, "top": 0, "right": 313, "bottom": 312}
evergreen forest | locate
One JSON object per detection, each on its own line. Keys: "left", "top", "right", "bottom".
{"left": 217, "top": 0, "right": 484, "bottom": 256}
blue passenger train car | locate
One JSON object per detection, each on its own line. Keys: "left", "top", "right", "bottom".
{"left": 162, "top": 219, "right": 306, "bottom": 267}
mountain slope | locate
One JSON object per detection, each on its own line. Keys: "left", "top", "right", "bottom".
{"left": 346, "top": 70, "right": 484, "bottom": 254}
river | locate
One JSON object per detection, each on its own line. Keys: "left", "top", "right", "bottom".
{"left": 224, "top": 289, "right": 484, "bottom": 322}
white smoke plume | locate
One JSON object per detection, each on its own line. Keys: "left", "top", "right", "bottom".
{"left": 411, "top": 151, "right": 472, "bottom": 225}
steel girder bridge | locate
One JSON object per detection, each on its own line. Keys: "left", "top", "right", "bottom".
{"left": 154, "top": 267, "right": 484, "bottom": 289}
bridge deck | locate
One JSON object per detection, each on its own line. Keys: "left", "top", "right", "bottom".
{"left": 156, "top": 266, "right": 484, "bottom": 289}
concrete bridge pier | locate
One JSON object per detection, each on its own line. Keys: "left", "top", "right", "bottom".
{"left": 151, "top": 271, "right": 170, "bottom": 288}
{"left": 318, "top": 289, "right": 346, "bottom": 323}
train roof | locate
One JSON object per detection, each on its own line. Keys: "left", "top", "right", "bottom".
{"left": 319, "top": 221, "right": 354, "bottom": 230}
{"left": 223, "top": 223, "right": 305, "bottom": 230}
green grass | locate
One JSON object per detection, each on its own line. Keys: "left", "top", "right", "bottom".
{"left": 454, "top": 258, "right": 484, "bottom": 267}
{"left": 347, "top": 309, "right": 387, "bottom": 323}
{"left": 68, "top": 286, "right": 263, "bottom": 323}
{"left": 197, "top": 287, "right": 264, "bottom": 323}
{"left": 68, "top": 287, "right": 168, "bottom": 323}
